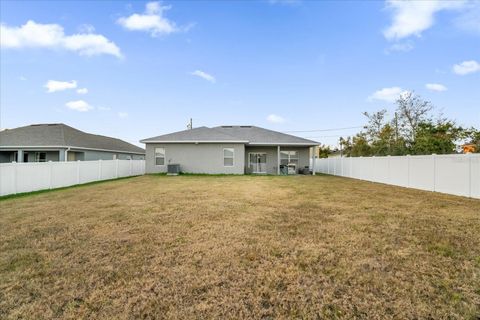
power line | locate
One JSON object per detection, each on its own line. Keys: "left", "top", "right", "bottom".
{"left": 302, "top": 134, "right": 345, "bottom": 138}
{"left": 284, "top": 125, "right": 363, "bottom": 133}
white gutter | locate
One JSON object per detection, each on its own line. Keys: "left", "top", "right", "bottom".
{"left": 0, "top": 145, "right": 145, "bottom": 155}
{"left": 247, "top": 142, "right": 319, "bottom": 146}
{"left": 140, "top": 140, "right": 249, "bottom": 144}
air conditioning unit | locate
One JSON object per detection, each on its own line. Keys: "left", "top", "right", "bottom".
{"left": 167, "top": 164, "right": 181, "bottom": 175}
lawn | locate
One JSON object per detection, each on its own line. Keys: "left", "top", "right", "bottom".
{"left": 1, "top": 175, "right": 479, "bottom": 319}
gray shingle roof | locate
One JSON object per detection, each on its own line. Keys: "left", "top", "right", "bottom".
{"left": 140, "top": 126, "right": 248, "bottom": 143}
{"left": 213, "top": 126, "right": 318, "bottom": 145}
{"left": 0, "top": 124, "right": 145, "bottom": 154}
{"left": 141, "top": 125, "right": 318, "bottom": 146}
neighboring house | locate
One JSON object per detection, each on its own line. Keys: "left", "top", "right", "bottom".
{"left": 0, "top": 123, "right": 145, "bottom": 163}
{"left": 140, "top": 126, "right": 318, "bottom": 175}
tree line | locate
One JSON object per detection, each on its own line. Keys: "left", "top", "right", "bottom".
{"left": 319, "top": 92, "right": 479, "bottom": 157}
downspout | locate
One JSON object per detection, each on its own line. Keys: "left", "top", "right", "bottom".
{"left": 65, "top": 147, "right": 70, "bottom": 162}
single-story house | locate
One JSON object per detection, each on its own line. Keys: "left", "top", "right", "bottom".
{"left": 0, "top": 123, "right": 145, "bottom": 163}
{"left": 140, "top": 125, "right": 318, "bottom": 175}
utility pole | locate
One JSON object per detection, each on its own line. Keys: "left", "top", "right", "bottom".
{"left": 187, "top": 118, "right": 193, "bottom": 130}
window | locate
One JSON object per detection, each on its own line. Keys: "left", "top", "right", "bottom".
{"left": 280, "top": 151, "right": 299, "bottom": 166}
{"left": 155, "top": 147, "right": 165, "bottom": 166}
{"left": 223, "top": 148, "right": 234, "bottom": 167}
{"left": 35, "top": 152, "right": 47, "bottom": 162}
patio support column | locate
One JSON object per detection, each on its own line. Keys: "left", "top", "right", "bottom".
{"left": 17, "top": 149, "right": 24, "bottom": 162}
{"left": 277, "top": 145, "right": 280, "bottom": 175}
{"left": 312, "top": 146, "right": 317, "bottom": 175}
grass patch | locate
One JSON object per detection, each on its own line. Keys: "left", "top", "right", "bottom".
{"left": 0, "top": 175, "right": 479, "bottom": 319}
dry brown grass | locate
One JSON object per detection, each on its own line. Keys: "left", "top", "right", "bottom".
{"left": 1, "top": 174, "right": 479, "bottom": 319}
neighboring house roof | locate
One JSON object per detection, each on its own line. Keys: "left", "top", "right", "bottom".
{"left": 0, "top": 123, "right": 145, "bottom": 154}
{"left": 141, "top": 125, "right": 318, "bottom": 146}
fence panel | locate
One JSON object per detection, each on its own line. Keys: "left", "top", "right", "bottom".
{"left": 51, "top": 161, "right": 78, "bottom": 189}
{"left": 314, "top": 154, "right": 480, "bottom": 199}
{"left": 471, "top": 156, "right": 480, "bottom": 199}
{"left": 0, "top": 159, "right": 145, "bottom": 196}
{"left": 435, "top": 154, "right": 471, "bottom": 197}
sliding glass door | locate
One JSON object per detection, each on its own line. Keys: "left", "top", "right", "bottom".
{"left": 249, "top": 153, "right": 267, "bottom": 173}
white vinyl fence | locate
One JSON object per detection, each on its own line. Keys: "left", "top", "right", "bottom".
{"left": 313, "top": 154, "right": 480, "bottom": 199}
{"left": 0, "top": 159, "right": 145, "bottom": 196}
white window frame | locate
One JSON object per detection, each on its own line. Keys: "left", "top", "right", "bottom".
{"left": 155, "top": 147, "right": 166, "bottom": 166}
{"left": 223, "top": 148, "right": 235, "bottom": 167}
{"left": 280, "top": 150, "right": 299, "bottom": 164}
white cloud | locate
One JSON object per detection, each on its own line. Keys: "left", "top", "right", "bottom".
{"left": 118, "top": 112, "right": 128, "bottom": 118}
{"left": 383, "top": 0, "right": 465, "bottom": 41}
{"left": 76, "top": 88, "right": 88, "bottom": 94}
{"left": 453, "top": 60, "right": 480, "bottom": 75}
{"left": 368, "top": 87, "right": 408, "bottom": 102}
{"left": 45, "top": 80, "right": 77, "bottom": 93}
{"left": 425, "top": 83, "right": 447, "bottom": 92}
{"left": 1, "top": 20, "right": 122, "bottom": 58}
{"left": 454, "top": 1, "right": 480, "bottom": 34}
{"left": 77, "top": 24, "right": 95, "bottom": 34}
{"left": 98, "top": 106, "right": 111, "bottom": 111}
{"left": 191, "top": 70, "right": 216, "bottom": 83}
{"left": 19, "top": 76, "right": 27, "bottom": 81}
{"left": 266, "top": 114, "right": 286, "bottom": 124}
{"left": 65, "top": 100, "right": 93, "bottom": 112}
{"left": 117, "top": 1, "right": 180, "bottom": 36}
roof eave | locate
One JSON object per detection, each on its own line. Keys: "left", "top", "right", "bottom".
{"left": 140, "top": 140, "right": 249, "bottom": 144}
{"left": 0, "top": 145, "right": 145, "bottom": 155}
{"left": 247, "top": 142, "right": 319, "bottom": 146}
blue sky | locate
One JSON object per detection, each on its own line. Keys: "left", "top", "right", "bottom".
{"left": 1, "top": 0, "right": 479, "bottom": 147}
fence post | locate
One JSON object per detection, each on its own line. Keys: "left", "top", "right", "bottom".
{"left": 406, "top": 154, "right": 410, "bottom": 187}
{"left": 468, "top": 153, "right": 472, "bottom": 198}
{"left": 13, "top": 162, "right": 17, "bottom": 194}
{"left": 98, "top": 159, "right": 102, "bottom": 180}
{"left": 48, "top": 161, "right": 53, "bottom": 189}
{"left": 115, "top": 159, "right": 119, "bottom": 178}
{"left": 350, "top": 157, "right": 352, "bottom": 178}
{"left": 432, "top": 154, "right": 436, "bottom": 192}
{"left": 77, "top": 160, "right": 81, "bottom": 184}
{"left": 340, "top": 156, "right": 343, "bottom": 176}
{"left": 372, "top": 156, "right": 375, "bottom": 182}
{"left": 387, "top": 155, "right": 391, "bottom": 184}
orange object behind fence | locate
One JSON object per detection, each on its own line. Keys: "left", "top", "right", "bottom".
{"left": 462, "top": 144, "right": 476, "bottom": 154}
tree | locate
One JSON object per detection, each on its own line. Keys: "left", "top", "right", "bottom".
{"left": 412, "top": 120, "right": 464, "bottom": 155}
{"left": 363, "top": 109, "right": 387, "bottom": 143}
{"left": 317, "top": 144, "right": 331, "bottom": 158}
{"left": 395, "top": 91, "right": 433, "bottom": 145}
{"left": 350, "top": 133, "right": 372, "bottom": 157}
{"left": 339, "top": 92, "right": 476, "bottom": 156}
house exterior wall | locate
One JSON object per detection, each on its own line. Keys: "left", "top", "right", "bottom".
{"left": 145, "top": 143, "right": 245, "bottom": 174}
{"left": 244, "top": 146, "right": 311, "bottom": 174}
{"left": 0, "top": 148, "right": 144, "bottom": 163}
{"left": 0, "top": 149, "right": 61, "bottom": 163}
{"left": 244, "top": 146, "right": 279, "bottom": 174}
{"left": 78, "top": 150, "right": 144, "bottom": 161}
